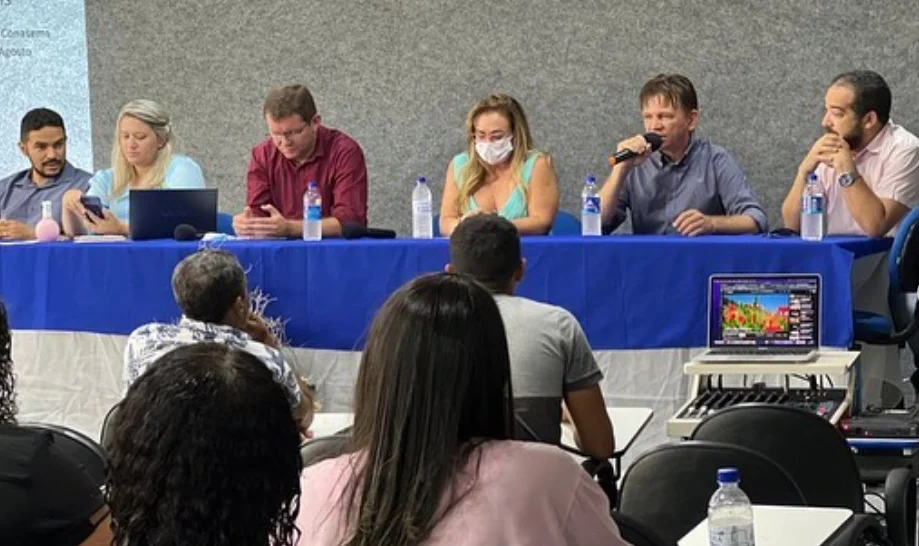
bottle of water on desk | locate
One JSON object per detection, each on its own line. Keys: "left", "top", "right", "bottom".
{"left": 801, "top": 172, "right": 824, "bottom": 241}
{"left": 303, "top": 181, "right": 322, "bottom": 241}
{"left": 581, "top": 175, "right": 601, "bottom": 236}
{"left": 412, "top": 176, "right": 433, "bottom": 239}
{"left": 709, "top": 467, "right": 755, "bottom": 546}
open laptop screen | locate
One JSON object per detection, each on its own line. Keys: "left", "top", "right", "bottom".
{"left": 709, "top": 275, "right": 820, "bottom": 349}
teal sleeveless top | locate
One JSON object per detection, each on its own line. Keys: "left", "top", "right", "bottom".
{"left": 452, "top": 151, "right": 540, "bottom": 220}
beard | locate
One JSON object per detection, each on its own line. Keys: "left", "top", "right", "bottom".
{"left": 830, "top": 126, "right": 863, "bottom": 150}
{"left": 32, "top": 159, "right": 63, "bottom": 179}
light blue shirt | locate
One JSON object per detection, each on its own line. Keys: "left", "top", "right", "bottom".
{"left": 605, "top": 138, "right": 767, "bottom": 235}
{"left": 86, "top": 154, "right": 205, "bottom": 221}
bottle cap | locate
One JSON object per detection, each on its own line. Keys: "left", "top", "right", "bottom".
{"left": 586, "top": 175, "right": 597, "bottom": 184}
{"left": 417, "top": 176, "right": 427, "bottom": 184}
{"left": 308, "top": 181, "right": 317, "bottom": 189}
{"left": 41, "top": 200, "right": 53, "bottom": 218}
{"left": 717, "top": 467, "right": 739, "bottom": 483}
{"left": 807, "top": 172, "right": 818, "bottom": 182}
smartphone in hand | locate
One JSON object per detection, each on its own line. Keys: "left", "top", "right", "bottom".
{"left": 80, "top": 196, "right": 106, "bottom": 222}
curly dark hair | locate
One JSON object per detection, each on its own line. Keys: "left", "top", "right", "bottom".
{"left": 0, "top": 299, "right": 16, "bottom": 424}
{"left": 105, "top": 343, "right": 301, "bottom": 546}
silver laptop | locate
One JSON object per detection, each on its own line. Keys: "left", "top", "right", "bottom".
{"left": 695, "top": 274, "right": 821, "bottom": 363}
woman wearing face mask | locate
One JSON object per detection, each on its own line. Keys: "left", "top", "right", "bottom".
{"left": 439, "top": 94, "right": 559, "bottom": 236}
{"left": 61, "top": 99, "right": 205, "bottom": 237}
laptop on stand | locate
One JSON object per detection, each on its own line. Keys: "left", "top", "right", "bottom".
{"left": 695, "top": 273, "right": 821, "bottom": 363}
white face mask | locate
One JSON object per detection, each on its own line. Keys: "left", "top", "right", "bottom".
{"left": 475, "top": 137, "right": 513, "bottom": 165}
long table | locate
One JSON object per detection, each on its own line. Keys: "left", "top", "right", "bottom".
{"left": 0, "top": 235, "right": 890, "bottom": 351}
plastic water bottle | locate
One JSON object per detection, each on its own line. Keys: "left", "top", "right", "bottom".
{"left": 412, "top": 176, "right": 433, "bottom": 239}
{"left": 303, "top": 181, "right": 322, "bottom": 241}
{"left": 800, "top": 172, "right": 824, "bottom": 241}
{"left": 581, "top": 175, "right": 601, "bottom": 236}
{"left": 708, "top": 468, "right": 755, "bottom": 546}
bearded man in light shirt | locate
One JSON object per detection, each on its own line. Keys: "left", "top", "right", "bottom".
{"left": 782, "top": 70, "right": 919, "bottom": 237}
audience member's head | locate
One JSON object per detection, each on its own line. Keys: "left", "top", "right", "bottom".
{"left": 448, "top": 214, "right": 524, "bottom": 294}
{"left": 111, "top": 99, "right": 174, "bottom": 198}
{"left": 0, "top": 299, "right": 14, "bottom": 424}
{"left": 457, "top": 93, "right": 534, "bottom": 213}
{"left": 825, "top": 70, "right": 891, "bottom": 150}
{"left": 263, "top": 84, "right": 321, "bottom": 162}
{"left": 106, "top": 342, "right": 301, "bottom": 546}
{"left": 344, "top": 272, "right": 514, "bottom": 545}
{"left": 171, "top": 249, "right": 249, "bottom": 327}
{"left": 17, "top": 108, "right": 68, "bottom": 183}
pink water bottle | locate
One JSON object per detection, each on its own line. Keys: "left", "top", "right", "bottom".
{"left": 35, "top": 200, "right": 60, "bottom": 242}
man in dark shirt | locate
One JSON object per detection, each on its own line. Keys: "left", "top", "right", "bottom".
{"left": 599, "top": 74, "right": 766, "bottom": 236}
{"left": 233, "top": 84, "right": 368, "bottom": 238}
{"left": 0, "top": 108, "right": 91, "bottom": 240}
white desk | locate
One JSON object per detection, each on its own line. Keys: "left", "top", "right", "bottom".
{"left": 679, "top": 505, "right": 853, "bottom": 546}
{"left": 561, "top": 407, "right": 653, "bottom": 475}
{"left": 310, "top": 412, "right": 354, "bottom": 438}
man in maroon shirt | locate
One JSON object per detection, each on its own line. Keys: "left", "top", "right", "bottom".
{"left": 233, "top": 84, "right": 368, "bottom": 238}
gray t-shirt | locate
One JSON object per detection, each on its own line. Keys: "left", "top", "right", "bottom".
{"left": 495, "top": 294, "right": 603, "bottom": 445}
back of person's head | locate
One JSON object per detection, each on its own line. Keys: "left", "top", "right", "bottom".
{"left": 105, "top": 343, "right": 301, "bottom": 546}
{"left": 639, "top": 73, "right": 699, "bottom": 113}
{"left": 172, "top": 249, "right": 247, "bottom": 323}
{"left": 831, "top": 70, "right": 892, "bottom": 125}
{"left": 263, "top": 84, "right": 318, "bottom": 123}
{"left": 345, "top": 273, "right": 514, "bottom": 546}
{"left": 111, "top": 98, "right": 174, "bottom": 198}
{"left": 0, "top": 299, "right": 14, "bottom": 424}
{"left": 449, "top": 214, "right": 522, "bottom": 293}
{"left": 19, "top": 108, "right": 65, "bottom": 143}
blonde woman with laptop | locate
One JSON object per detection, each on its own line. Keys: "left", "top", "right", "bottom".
{"left": 62, "top": 99, "right": 205, "bottom": 237}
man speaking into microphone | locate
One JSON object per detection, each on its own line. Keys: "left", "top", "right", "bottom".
{"left": 599, "top": 74, "right": 767, "bottom": 236}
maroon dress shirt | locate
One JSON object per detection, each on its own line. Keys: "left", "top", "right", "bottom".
{"left": 246, "top": 125, "right": 368, "bottom": 226}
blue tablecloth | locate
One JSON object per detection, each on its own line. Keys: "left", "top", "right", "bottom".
{"left": 0, "top": 235, "right": 891, "bottom": 351}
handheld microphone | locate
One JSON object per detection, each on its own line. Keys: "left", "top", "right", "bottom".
{"left": 608, "top": 133, "right": 663, "bottom": 166}
{"left": 173, "top": 223, "right": 202, "bottom": 241}
{"left": 341, "top": 223, "right": 397, "bottom": 240}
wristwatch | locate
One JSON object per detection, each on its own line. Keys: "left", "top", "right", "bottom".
{"left": 837, "top": 171, "right": 859, "bottom": 188}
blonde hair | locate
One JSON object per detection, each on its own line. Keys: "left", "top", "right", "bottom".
{"left": 110, "top": 99, "right": 174, "bottom": 200}
{"left": 456, "top": 94, "right": 536, "bottom": 214}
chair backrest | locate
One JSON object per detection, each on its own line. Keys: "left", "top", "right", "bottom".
{"left": 19, "top": 422, "right": 108, "bottom": 487}
{"left": 611, "top": 511, "right": 677, "bottom": 546}
{"left": 690, "top": 404, "right": 863, "bottom": 511}
{"left": 100, "top": 402, "right": 121, "bottom": 452}
{"left": 618, "top": 440, "right": 806, "bottom": 545}
{"left": 300, "top": 434, "right": 349, "bottom": 469}
{"left": 216, "top": 212, "right": 235, "bottom": 235}
{"left": 549, "top": 210, "right": 581, "bottom": 236}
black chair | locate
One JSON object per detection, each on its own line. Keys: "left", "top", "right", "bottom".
{"left": 299, "top": 434, "right": 349, "bottom": 469}
{"left": 99, "top": 402, "right": 121, "bottom": 451}
{"left": 617, "top": 441, "right": 806, "bottom": 545}
{"left": 610, "top": 511, "right": 676, "bottom": 546}
{"left": 691, "top": 404, "right": 914, "bottom": 546}
{"left": 19, "top": 422, "right": 108, "bottom": 487}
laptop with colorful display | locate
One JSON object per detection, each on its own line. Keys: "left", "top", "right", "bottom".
{"left": 695, "top": 274, "right": 821, "bottom": 363}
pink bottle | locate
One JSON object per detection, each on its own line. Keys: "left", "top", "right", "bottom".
{"left": 35, "top": 200, "right": 60, "bottom": 242}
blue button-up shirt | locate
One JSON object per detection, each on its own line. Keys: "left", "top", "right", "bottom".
{"left": 604, "top": 138, "right": 768, "bottom": 235}
{"left": 0, "top": 162, "right": 91, "bottom": 225}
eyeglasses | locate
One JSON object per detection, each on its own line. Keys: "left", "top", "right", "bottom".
{"left": 268, "top": 124, "right": 310, "bottom": 141}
